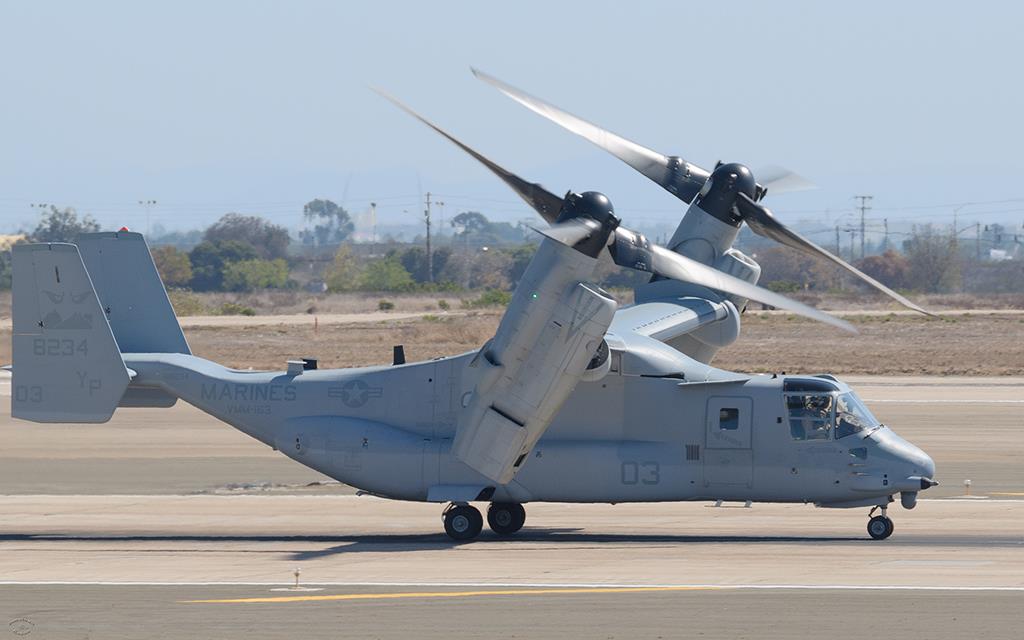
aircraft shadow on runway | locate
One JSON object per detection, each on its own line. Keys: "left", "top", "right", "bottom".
{"left": 4, "top": 530, "right": 1009, "bottom": 561}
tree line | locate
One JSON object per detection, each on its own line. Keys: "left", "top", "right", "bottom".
{"left": 2, "top": 204, "right": 1022, "bottom": 297}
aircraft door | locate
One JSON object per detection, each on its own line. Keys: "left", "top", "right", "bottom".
{"left": 703, "top": 396, "right": 753, "bottom": 490}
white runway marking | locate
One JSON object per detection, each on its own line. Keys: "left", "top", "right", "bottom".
{"left": 0, "top": 581, "right": 1022, "bottom": 591}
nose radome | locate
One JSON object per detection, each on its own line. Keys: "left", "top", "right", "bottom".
{"left": 897, "top": 440, "right": 935, "bottom": 480}
{"left": 873, "top": 428, "right": 935, "bottom": 479}
{"left": 920, "top": 452, "right": 936, "bottom": 481}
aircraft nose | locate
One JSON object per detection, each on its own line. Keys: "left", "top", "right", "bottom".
{"left": 919, "top": 452, "right": 936, "bottom": 483}
{"left": 873, "top": 428, "right": 936, "bottom": 482}
{"left": 898, "top": 440, "right": 935, "bottom": 483}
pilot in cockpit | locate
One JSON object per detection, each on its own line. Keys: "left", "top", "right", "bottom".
{"left": 789, "top": 394, "right": 833, "bottom": 441}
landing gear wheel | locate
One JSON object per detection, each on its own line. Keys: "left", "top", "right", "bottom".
{"left": 867, "top": 515, "right": 894, "bottom": 540}
{"left": 487, "top": 502, "right": 526, "bottom": 536}
{"left": 443, "top": 504, "right": 483, "bottom": 541}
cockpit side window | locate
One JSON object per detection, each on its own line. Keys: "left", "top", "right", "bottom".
{"left": 787, "top": 394, "right": 833, "bottom": 441}
{"left": 835, "top": 392, "right": 879, "bottom": 439}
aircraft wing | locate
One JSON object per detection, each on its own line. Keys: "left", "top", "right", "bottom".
{"left": 610, "top": 297, "right": 731, "bottom": 344}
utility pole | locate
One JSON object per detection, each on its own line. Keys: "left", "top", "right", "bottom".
{"left": 952, "top": 204, "right": 966, "bottom": 254}
{"left": 435, "top": 199, "right": 445, "bottom": 245}
{"left": 424, "top": 192, "right": 433, "bottom": 283}
{"left": 883, "top": 218, "right": 889, "bottom": 251}
{"left": 139, "top": 198, "right": 156, "bottom": 235}
{"left": 369, "top": 202, "right": 377, "bottom": 256}
{"left": 853, "top": 195, "right": 873, "bottom": 259}
{"left": 976, "top": 222, "right": 981, "bottom": 260}
{"left": 835, "top": 225, "right": 841, "bottom": 256}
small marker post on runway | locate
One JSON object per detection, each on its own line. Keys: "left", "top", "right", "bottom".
{"left": 964, "top": 479, "right": 972, "bottom": 496}
{"left": 270, "top": 567, "right": 322, "bottom": 593}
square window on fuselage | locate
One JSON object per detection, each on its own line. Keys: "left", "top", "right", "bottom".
{"left": 719, "top": 407, "right": 740, "bottom": 430}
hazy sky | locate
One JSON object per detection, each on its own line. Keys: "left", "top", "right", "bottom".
{"left": 2, "top": 1, "right": 1023, "bottom": 239}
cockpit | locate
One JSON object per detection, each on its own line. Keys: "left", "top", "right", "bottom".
{"left": 783, "top": 377, "right": 881, "bottom": 441}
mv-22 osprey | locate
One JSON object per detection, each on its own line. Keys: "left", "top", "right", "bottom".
{"left": 10, "top": 84, "right": 936, "bottom": 543}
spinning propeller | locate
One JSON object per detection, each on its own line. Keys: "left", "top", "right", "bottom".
{"left": 376, "top": 89, "right": 855, "bottom": 333}
{"left": 472, "top": 69, "right": 929, "bottom": 316}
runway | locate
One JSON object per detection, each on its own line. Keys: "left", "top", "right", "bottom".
{"left": 2, "top": 584, "right": 1020, "bottom": 640}
{"left": 1, "top": 375, "right": 1022, "bottom": 638}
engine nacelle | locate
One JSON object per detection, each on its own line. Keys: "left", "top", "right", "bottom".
{"left": 454, "top": 238, "right": 617, "bottom": 484}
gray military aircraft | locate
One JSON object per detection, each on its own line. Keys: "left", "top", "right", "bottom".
{"left": 9, "top": 90, "right": 936, "bottom": 543}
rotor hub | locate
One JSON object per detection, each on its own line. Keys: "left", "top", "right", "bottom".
{"left": 695, "top": 163, "right": 758, "bottom": 226}
{"left": 557, "top": 191, "right": 620, "bottom": 257}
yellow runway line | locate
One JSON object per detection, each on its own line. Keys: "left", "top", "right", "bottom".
{"left": 183, "top": 585, "right": 720, "bottom": 604}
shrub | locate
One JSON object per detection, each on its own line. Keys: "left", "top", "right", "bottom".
{"left": 464, "top": 288, "right": 513, "bottom": 308}
{"left": 222, "top": 258, "right": 290, "bottom": 292}
{"left": 437, "top": 299, "right": 450, "bottom": 311}
{"left": 167, "top": 289, "right": 207, "bottom": 316}
{"left": 151, "top": 246, "right": 193, "bottom": 287}
{"left": 359, "top": 255, "right": 414, "bottom": 292}
{"left": 218, "top": 302, "right": 256, "bottom": 316}
{"left": 188, "top": 240, "right": 259, "bottom": 291}
{"left": 378, "top": 300, "right": 395, "bottom": 311}
{"left": 324, "top": 245, "right": 362, "bottom": 293}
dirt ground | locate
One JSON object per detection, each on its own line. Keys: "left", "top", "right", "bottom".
{"left": 188, "top": 311, "right": 1024, "bottom": 375}
{"left": 3, "top": 309, "right": 1020, "bottom": 375}
{"left": 2, "top": 287, "right": 1024, "bottom": 374}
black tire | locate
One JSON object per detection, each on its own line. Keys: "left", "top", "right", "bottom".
{"left": 867, "top": 515, "right": 894, "bottom": 540}
{"left": 487, "top": 502, "right": 526, "bottom": 535}
{"left": 443, "top": 505, "right": 483, "bottom": 541}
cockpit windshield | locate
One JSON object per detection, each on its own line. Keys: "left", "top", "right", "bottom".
{"left": 835, "top": 392, "right": 880, "bottom": 439}
{"left": 786, "top": 389, "right": 880, "bottom": 441}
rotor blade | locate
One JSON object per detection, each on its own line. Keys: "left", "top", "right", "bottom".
{"left": 472, "top": 68, "right": 710, "bottom": 204}
{"left": 735, "top": 193, "right": 931, "bottom": 315}
{"left": 374, "top": 88, "right": 564, "bottom": 224}
{"left": 534, "top": 218, "right": 602, "bottom": 247}
{"left": 610, "top": 228, "right": 856, "bottom": 333}
{"left": 756, "top": 166, "right": 816, "bottom": 195}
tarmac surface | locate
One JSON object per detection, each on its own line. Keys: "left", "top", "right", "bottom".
{"left": 0, "top": 374, "right": 1022, "bottom": 638}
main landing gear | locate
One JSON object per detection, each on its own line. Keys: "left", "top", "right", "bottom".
{"left": 867, "top": 505, "right": 894, "bottom": 540}
{"left": 487, "top": 502, "right": 526, "bottom": 536}
{"left": 442, "top": 502, "right": 527, "bottom": 541}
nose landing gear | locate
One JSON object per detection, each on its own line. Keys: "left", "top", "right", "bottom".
{"left": 867, "top": 505, "right": 894, "bottom": 540}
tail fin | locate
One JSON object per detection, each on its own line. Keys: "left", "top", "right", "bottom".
{"left": 12, "top": 243, "right": 130, "bottom": 422}
{"left": 76, "top": 231, "right": 190, "bottom": 355}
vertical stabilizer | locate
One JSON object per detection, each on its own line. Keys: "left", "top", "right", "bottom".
{"left": 11, "top": 243, "right": 131, "bottom": 422}
{"left": 76, "top": 231, "right": 190, "bottom": 355}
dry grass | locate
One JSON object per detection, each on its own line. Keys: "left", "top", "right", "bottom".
{"left": 166, "top": 311, "right": 1024, "bottom": 375}
{"left": 715, "top": 312, "right": 1024, "bottom": 376}
{"left": 2, "top": 287, "right": 1024, "bottom": 375}
{"left": 178, "top": 312, "right": 502, "bottom": 370}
